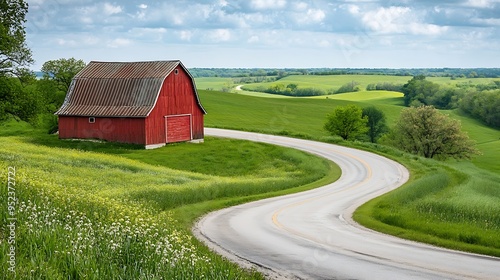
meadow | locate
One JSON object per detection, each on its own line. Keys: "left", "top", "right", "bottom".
{"left": 197, "top": 79, "right": 500, "bottom": 257}
{"left": 1, "top": 73, "right": 499, "bottom": 278}
{"left": 0, "top": 119, "right": 339, "bottom": 279}
{"left": 199, "top": 74, "right": 500, "bottom": 99}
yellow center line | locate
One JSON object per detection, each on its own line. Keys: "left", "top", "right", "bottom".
{"left": 271, "top": 142, "right": 373, "bottom": 242}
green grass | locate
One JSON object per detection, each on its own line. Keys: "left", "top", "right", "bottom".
{"left": 2, "top": 73, "right": 500, "bottom": 278}
{"left": 198, "top": 88, "right": 500, "bottom": 257}
{"left": 0, "top": 118, "right": 340, "bottom": 279}
{"left": 241, "top": 75, "right": 413, "bottom": 92}
{"left": 194, "top": 77, "right": 234, "bottom": 91}
{"left": 200, "top": 75, "right": 500, "bottom": 257}
{"left": 427, "top": 76, "right": 500, "bottom": 86}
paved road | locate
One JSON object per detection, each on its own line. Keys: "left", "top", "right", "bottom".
{"left": 195, "top": 128, "right": 500, "bottom": 280}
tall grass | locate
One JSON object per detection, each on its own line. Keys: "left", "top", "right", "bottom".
{"left": 198, "top": 89, "right": 500, "bottom": 257}
{"left": 0, "top": 124, "right": 336, "bottom": 279}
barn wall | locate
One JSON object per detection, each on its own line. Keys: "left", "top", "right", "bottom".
{"left": 145, "top": 66, "right": 204, "bottom": 145}
{"left": 58, "top": 116, "right": 146, "bottom": 145}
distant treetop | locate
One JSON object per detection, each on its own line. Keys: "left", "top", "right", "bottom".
{"left": 189, "top": 68, "right": 500, "bottom": 78}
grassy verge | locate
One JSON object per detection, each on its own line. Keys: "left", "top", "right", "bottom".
{"left": 199, "top": 89, "right": 500, "bottom": 258}
{"left": 352, "top": 146, "right": 500, "bottom": 257}
{"left": 0, "top": 119, "right": 340, "bottom": 279}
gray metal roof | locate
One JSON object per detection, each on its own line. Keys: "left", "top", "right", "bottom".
{"left": 55, "top": 60, "right": 206, "bottom": 117}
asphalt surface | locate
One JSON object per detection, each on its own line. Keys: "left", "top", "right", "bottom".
{"left": 194, "top": 128, "right": 500, "bottom": 280}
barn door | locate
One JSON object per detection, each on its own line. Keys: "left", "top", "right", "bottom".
{"left": 165, "top": 115, "right": 192, "bottom": 143}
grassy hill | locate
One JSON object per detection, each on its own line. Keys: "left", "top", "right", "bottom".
{"left": 198, "top": 88, "right": 500, "bottom": 256}
{"left": 235, "top": 74, "right": 500, "bottom": 94}
{"left": 1, "top": 73, "right": 499, "bottom": 278}
{"left": 0, "top": 118, "right": 338, "bottom": 279}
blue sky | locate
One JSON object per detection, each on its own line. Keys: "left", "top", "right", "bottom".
{"left": 26, "top": 0, "right": 500, "bottom": 70}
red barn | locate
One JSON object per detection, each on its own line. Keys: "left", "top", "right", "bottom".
{"left": 55, "top": 60, "right": 206, "bottom": 149}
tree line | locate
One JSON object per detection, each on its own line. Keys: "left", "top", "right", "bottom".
{"left": 190, "top": 68, "right": 500, "bottom": 78}
{"left": 324, "top": 105, "right": 479, "bottom": 160}
{"left": 401, "top": 75, "right": 500, "bottom": 128}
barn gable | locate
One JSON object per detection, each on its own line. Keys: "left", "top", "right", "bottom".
{"left": 56, "top": 60, "right": 206, "bottom": 117}
{"left": 55, "top": 60, "right": 206, "bottom": 148}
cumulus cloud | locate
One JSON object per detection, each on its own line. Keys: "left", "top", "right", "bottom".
{"left": 178, "top": 30, "right": 193, "bottom": 41}
{"left": 208, "top": 29, "right": 231, "bottom": 42}
{"left": 307, "top": 9, "right": 326, "bottom": 22}
{"left": 250, "top": 0, "right": 287, "bottom": 10}
{"left": 463, "top": 0, "right": 497, "bottom": 8}
{"left": 361, "top": 6, "right": 448, "bottom": 35}
{"left": 23, "top": 0, "right": 500, "bottom": 68}
{"left": 103, "top": 3, "right": 122, "bottom": 16}
{"left": 107, "top": 38, "right": 132, "bottom": 48}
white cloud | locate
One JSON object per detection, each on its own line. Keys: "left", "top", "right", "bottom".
{"left": 107, "top": 38, "right": 132, "bottom": 48}
{"left": 248, "top": 35, "right": 260, "bottom": 43}
{"left": 251, "top": 0, "right": 287, "bottom": 10}
{"left": 471, "top": 17, "right": 500, "bottom": 25}
{"left": 56, "top": 38, "right": 77, "bottom": 47}
{"left": 347, "top": 5, "right": 360, "bottom": 15}
{"left": 23, "top": 0, "right": 500, "bottom": 69}
{"left": 409, "top": 23, "right": 449, "bottom": 35}
{"left": 178, "top": 30, "right": 193, "bottom": 41}
{"left": 295, "top": 8, "right": 326, "bottom": 25}
{"left": 294, "top": 2, "right": 308, "bottom": 10}
{"left": 307, "top": 9, "right": 326, "bottom": 23}
{"left": 128, "top": 27, "right": 167, "bottom": 42}
{"left": 362, "top": 6, "right": 411, "bottom": 33}
{"left": 82, "top": 36, "right": 100, "bottom": 46}
{"left": 208, "top": 29, "right": 231, "bottom": 42}
{"left": 361, "top": 6, "right": 448, "bottom": 35}
{"left": 103, "top": 3, "right": 122, "bottom": 16}
{"left": 463, "top": 0, "right": 496, "bottom": 8}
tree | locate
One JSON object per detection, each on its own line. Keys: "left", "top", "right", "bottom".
{"left": 336, "top": 81, "right": 360, "bottom": 94}
{"left": 41, "top": 58, "right": 86, "bottom": 92}
{"left": 0, "top": 0, "right": 33, "bottom": 76}
{"left": 362, "top": 106, "right": 388, "bottom": 143}
{"left": 460, "top": 90, "right": 500, "bottom": 128}
{"left": 0, "top": 77, "right": 41, "bottom": 123}
{"left": 390, "top": 106, "right": 479, "bottom": 159}
{"left": 402, "top": 75, "right": 440, "bottom": 107}
{"left": 324, "top": 105, "right": 368, "bottom": 140}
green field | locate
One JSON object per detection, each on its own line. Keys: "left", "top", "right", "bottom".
{"left": 2, "top": 73, "right": 499, "bottom": 278}
{"left": 194, "top": 77, "right": 234, "bottom": 91}
{"left": 226, "top": 74, "right": 500, "bottom": 97}
{"left": 198, "top": 86, "right": 500, "bottom": 257}
{"left": 241, "top": 74, "right": 412, "bottom": 92}
{"left": 0, "top": 119, "right": 339, "bottom": 279}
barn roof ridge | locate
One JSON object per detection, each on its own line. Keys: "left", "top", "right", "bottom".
{"left": 55, "top": 60, "right": 206, "bottom": 117}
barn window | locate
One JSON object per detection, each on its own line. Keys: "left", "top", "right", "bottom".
{"left": 174, "top": 69, "right": 179, "bottom": 75}
{"left": 89, "top": 117, "right": 95, "bottom": 123}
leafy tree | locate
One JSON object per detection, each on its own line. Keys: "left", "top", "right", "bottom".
{"left": 336, "top": 81, "right": 360, "bottom": 94}
{"left": 460, "top": 90, "right": 500, "bottom": 128}
{"left": 0, "top": 77, "right": 41, "bottom": 123}
{"left": 0, "top": 0, "right": 33, "bottom": 76}
{"left": 390, "top": 106, "right": 479, "bottom": 159}
{"left": 401, "top": 75, "right": 440, "bottom": 107}
{"left": 428, "top": 87, "right": 463, "bottom": 109}
{"left": 42, "top": 58, "right": 86, "bottom": 92}
{"left": 362, "top": 106, "right": 388, "bottom": 143}
{"left": 324, "top": 105, "right": 368, "bottom": 140}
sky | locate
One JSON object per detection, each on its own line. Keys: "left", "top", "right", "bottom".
{"left": 25, "top": 0, "right": 500, "bottom": 70}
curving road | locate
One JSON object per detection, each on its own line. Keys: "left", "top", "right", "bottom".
{"left": 195, "top": 128, "right": 500, "bottom": 280}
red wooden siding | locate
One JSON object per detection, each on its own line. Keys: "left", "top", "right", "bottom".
{"left": 57, "top": 61, "right": 205, "bottom": 147}
{"left": 58, "top": 116, "right": 146, "bottom": 144}
{"left": 144, "top": 66, "right": 204, "bottom": 145}
{"left": 166, "top": 115, "right": 191, "bottom": 143}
